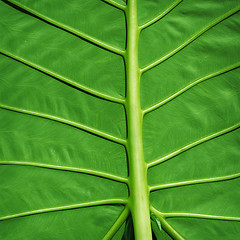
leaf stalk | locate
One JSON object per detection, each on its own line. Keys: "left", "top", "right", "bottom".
{"left": 124, "top": 1, "right": 152, "bottom": 239}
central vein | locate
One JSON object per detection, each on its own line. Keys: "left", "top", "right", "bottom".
{"left": 125, "top": 0, "right": 152, "bottom": 239}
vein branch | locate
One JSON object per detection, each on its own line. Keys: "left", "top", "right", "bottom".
{"left": 103, "top": 207, "right": 129, "bottom": 240}
{"left": 0, "top": 161, "right": 128, "bottom": 184}
{"left": 150, "top": 172, "right": 240, "bottom": 192}
{"left": 150, "top": 206, "right": 185, "bottom": 240}
{"left": 3, "top": 0, "right": 125, "bottom": 56}
{"left": 143, "top": 62, "right": 240, "bottom": 115}
{"left": 0, "top": 49, "right": 125, "bottom": 105}
{"left": 140, "top": 6, "right": 240, "bottom": 73}
{"left": 164, "top": 213, "right": 240, "bottom": 222}
{"left": 139, "top": 0, "right": 183, "bottom": 30}
{"left": 102, "top": 0, "right": 126, "bottom": 11}
{"left": 0, "top": 199, "right": 128, "bottom": 222}
{"left": 148, "top": 122, "right": 240, "bottom": 168}
{"left": 0, "top": 103, "right": 127, "bottom": 146}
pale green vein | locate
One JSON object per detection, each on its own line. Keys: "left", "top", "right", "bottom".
{"left": 0, "top": 161, "right": 128, "bottom": 184}
{"left": 4, "top": 0, "right": 125, "bottom": 56}
{"left": 150, "top": 172, "right": 240, "bottom": 192}
{"left": 140, "top": 6, "right": 240, "bottom": 73}
{"left": 0, "top": 104, "right": 127, "bottom": 146}
{"left": 0, "top": 199, "right": 128, "bottom": 222}
{"left": 102, "top": 0, "right": 126, "bottom": 11}
{"left": 103, "top": 207, "right": 130, "bottom": 240}
{"left": 0, "top": 49, "right": 125, "bottom": 105}
{"left": 164, "top": 213, "right": 240, "bottom": 222}
{"left": 148, "top": 122, "right": 240, "bottom": 168}
{"left": 139, "top": 0, "right": 183, "bottom": 30}
{"left": 150, "top": 206, "right": 185, "bottom": 240}
{"left": 143, "top": 62, "right": 240, "bottom": 115}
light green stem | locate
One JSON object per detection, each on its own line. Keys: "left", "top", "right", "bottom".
{"left": 125, "top": 1, "right": 152, "bottom": 239}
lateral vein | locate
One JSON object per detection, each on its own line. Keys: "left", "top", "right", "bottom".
{"left": 164, "top": 213, "right": 240, "bottom": 222}
{"left": 150, "top": 206, "right": 186, "bottom": 240}
{"left": 0, "top": 199, "right": 128, "bottom": 221}
{"left": 102, "top": 0, "right": 126, "bottom": 11}
{"left": 103, "top": 207, "right": 130, "bottom": 240}
{"left": 3, "top": 0, "right": 125, "bottom": 56}
{"left": 148, "top": 122, "right": 240, "bottom": 168}
{"left": 0, "top": 161, "right": 128, "bottom": 184}
{"left": 143, "top": 62, "right": 240, "bottom": 115}
{"left": 139, "top": 0, "right": 183, "bottom": 30}
{"left": 0, "top": 49, "right": 125, "bottom": 105}
{"left": 0, "top": 103, "right": 127, "bottom": 146}
{"left": 140, "top": 6, "right": 240, "bottom": 73}
{"left": 150, "top": 172, "right": 240, "bottom": 191}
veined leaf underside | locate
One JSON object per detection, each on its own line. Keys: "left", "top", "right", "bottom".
{"left": 0, "top": 0, "right": 239, "bottom": 239}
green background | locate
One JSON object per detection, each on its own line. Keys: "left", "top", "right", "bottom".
{"left": 0, "top": 0, "right": 239, "bottom": 239}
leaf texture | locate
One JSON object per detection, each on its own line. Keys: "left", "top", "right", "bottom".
{"left": 0, "top": 0, "right": 239, "bottom": 239}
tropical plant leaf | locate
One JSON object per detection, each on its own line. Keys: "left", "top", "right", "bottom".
{"left": 0, "top": 0, "right": 239, "bottom": 239}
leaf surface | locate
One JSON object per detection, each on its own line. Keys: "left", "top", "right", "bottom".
{"left": 0, "top": 0, "right": 240, "bottom": 239}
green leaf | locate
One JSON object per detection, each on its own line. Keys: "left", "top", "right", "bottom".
{"left": 0, "top": 0, "right": 240, "bottom": 239}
